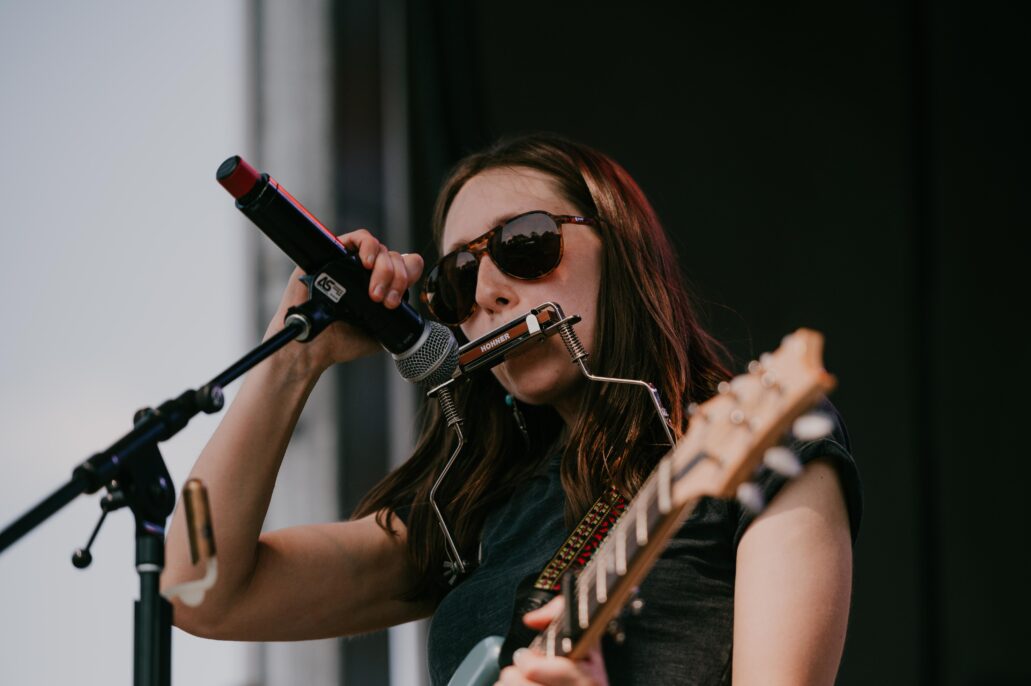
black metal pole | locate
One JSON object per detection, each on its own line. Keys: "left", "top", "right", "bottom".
{"left": 0, "top": 478, "right": 86, "bottom": 554}
{"left": 134, "top": 532, "right": 171, "bottom": 686}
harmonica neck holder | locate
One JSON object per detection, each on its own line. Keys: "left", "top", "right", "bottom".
{"left": 426, "top": 379, "right": 470, "bottom": 584}
{"left": 555, "top": 313, "right": 676, "bottom": 448}
{"left": 423, "top": 301, "right": 674, "bottom": 585}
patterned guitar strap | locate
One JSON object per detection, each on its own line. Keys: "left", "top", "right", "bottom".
{"left": 498, "top": 485, "right": 627, "bottom": 668}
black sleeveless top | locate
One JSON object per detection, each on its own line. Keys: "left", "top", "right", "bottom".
{"left": 418, "top": 398, "right": 862, "bottom": 686}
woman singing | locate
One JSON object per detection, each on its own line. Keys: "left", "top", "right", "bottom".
{"left": 164, "top": 132, "right": 862, "bottom": 685}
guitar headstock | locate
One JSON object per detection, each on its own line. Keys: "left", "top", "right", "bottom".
{"left": 670, "top": 328, "right": 836, "bottom": 507}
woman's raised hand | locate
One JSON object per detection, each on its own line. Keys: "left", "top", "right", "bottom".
{"left": 263, "top": 228, "right": 424, "bottom": 379}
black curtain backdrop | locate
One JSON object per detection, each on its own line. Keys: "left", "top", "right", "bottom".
{"left": 404, "top": 2, "right": 1030, "bottom": 685}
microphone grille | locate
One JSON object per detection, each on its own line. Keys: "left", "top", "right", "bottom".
{"left": 393, "top": 321, "right": 459, "bottom": 389}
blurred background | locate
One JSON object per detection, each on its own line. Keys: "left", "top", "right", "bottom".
{"left": 0, "top": 1, "right": 1027, "bottom": 685}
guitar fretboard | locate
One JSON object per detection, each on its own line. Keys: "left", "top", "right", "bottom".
{"left": 532, "top": 447, "right": 708, "bottom": 657}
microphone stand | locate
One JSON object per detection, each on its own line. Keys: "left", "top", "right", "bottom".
{"left": 0, "top": 295, "right": 335, "bottom": 686}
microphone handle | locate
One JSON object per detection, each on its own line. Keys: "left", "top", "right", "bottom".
{"left": 235, "top": 173, "right": 344, "bottom": 274}
{"left": 236, "top": 173, "right": 425, "bottom": 355}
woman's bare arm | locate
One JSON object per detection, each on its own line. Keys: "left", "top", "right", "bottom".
{"left": 732, "top": 459, "right": 854, "bottom": 685}
{"left": 161, "top": 230, "right": 430, "bottom": 639}
{"left": 161, "top": 358, "right": 433, "bottom": 639}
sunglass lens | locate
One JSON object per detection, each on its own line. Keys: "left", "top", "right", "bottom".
{"left": 493, "top": 212, "right": 562, "bottom": 278}
{"left": 426, "top": 250, "right": 479, "bottom": 324}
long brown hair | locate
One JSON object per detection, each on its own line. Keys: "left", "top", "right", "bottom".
{"left": 354, "top": 132, "right": 730, "bottom": 600}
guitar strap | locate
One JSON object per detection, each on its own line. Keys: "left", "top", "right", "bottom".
{"left": 498, "top": 485, "right": 627, "bottom": 667}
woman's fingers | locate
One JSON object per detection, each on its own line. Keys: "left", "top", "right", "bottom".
{"left": 497, "top": 648, "right": 601, "bottom": 686}
{"left": 503, "top": 597, "right": 607, "bottom": 685}
{"left": 504, "top": 650, "right": 578, "bottom": 685}
{"left": 345, "top": 234, "right": 423, "bottom": 309}
{"left": 384, "top": 250, "right": 408, "bottom": 307}
{"left": 310, "top": 229, "right": 424, "bottom": 310}
{"left": 523, "top": 596, "right": 564, "bottom": 630}
{"left": 338, "top": 228, "right": 382, "bottom": 268}
{"left": 262, "top": 228, "right": 423, "bottom": 371}
{"left": 401, "top": 251, "right": 424, "bottom": 285}
{"left": 300, "top": 229, "right": 424, "bottom": 294}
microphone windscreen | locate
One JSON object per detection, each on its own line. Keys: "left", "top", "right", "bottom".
{"left": 393, "top": 321, "right": 458, "bottom": 389}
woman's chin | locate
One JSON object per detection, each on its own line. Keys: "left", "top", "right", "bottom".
{"left": 495, "top": 362, "right": 583, "bottom": 412}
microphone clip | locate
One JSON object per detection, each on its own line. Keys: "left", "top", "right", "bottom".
{"left": 282, "top": 260, "right": 361, "bottom": 342}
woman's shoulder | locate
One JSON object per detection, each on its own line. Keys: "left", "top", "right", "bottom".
{"left": 733, "top": 395, "right": 862, "bottom": 545}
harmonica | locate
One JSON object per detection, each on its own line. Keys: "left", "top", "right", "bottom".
{"left": 454, "top": 302, "right": 579, "bottom": 379}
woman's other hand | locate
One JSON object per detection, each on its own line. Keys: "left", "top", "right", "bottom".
{"left": 496, "top": 597, "right": 608, "bottom": 686}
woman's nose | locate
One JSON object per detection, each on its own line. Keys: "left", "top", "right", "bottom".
{"left": 474, "top": 253, "right": 519, "bottom": 316}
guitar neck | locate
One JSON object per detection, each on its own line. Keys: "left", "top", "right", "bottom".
{"left": 530, "top": 449, "right": 703, "bottom": 659}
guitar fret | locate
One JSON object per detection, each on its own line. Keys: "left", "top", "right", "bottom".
{"left": 615, "top": 526, "right": 627, "bottom": 575}
{"left": 646, "top": 486, "right": 663, "bottom": 546}
{"left": 636, "top": 502, "right": 649, "bottom": 545}
{"left": 586, "top": 582, "right": 604, "bottom": 635}
{"left": 658, "top": 458, "right": 671, "bottom": 513}
{"left": 578, "top": 580, "right": 590, "bottom": 629}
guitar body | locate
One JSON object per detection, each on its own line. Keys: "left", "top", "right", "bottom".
{"left": 447, "top": 636, "right": 503, "bottom": 686}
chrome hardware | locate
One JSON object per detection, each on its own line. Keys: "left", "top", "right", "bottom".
{"left": 793, "top": 412, "right": 834, "bottom": 441}
{"left": 427, "top": 380, "right": 470, "bottom": 584}
{"left": 552, "top": 301, "right": 675, "bottom": 448}
{"left": 736, "top": 482, "right": 765, "bottom": 514}
{"left": 425, "top": 301, "right": 677, "bottom": 584}
{"left": 763, "top": 445, "right": 803, "bottom": 478}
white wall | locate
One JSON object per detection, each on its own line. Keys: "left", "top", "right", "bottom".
{"left": 0, "top": 2, "right": 258, "bottom": 684}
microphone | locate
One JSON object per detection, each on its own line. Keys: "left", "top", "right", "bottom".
{"left": 216, "top": 155, "right": 457, "bottom": 388}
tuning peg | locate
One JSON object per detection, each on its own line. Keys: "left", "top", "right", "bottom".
{"left": 736, "top": 482, "right": 765, "bottom": 514}
{"left": 623, "top": 586, "right": 645, "bottom": 616}
{"left": 730, "top": 375, "right": 752, "bottom": 395}
{"left": 606, "top": 618, "right": 627, "bottom": 645}
{"left": 763, "top": 446, "right": 803, "bottom": 478}
{"left": 687, "top": 402, "right": 709, "bottom": 422}
{"left": 792, "top": 412, "right": 834, "bottom": 441}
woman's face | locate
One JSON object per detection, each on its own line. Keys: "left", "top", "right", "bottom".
{"left": 441, "top": 166, "right": 604, "bottom": 423}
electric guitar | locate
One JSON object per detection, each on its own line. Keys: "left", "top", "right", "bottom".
{"left": 447, "top": 328, "right": 838, "bottom": 686}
